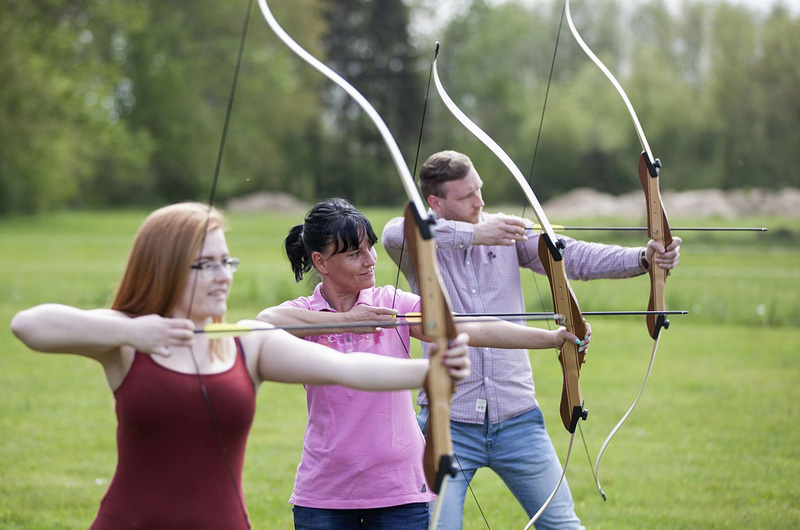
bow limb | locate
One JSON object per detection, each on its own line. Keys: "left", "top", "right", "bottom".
{"left": 432, "top": 43, "right": 587, "bottom": 434}
{"left": 433, "top": 42, "right": 588, "bottom": 529}
{"left": 565, "top": 0, "right": 673, "bottom": 340}
{"left": 256, "top": 0, "right": 458, "bottom": 501}
{"left": 565, "top": 0, "right": 673, "bottom": 499}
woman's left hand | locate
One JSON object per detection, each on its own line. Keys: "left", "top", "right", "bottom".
{"left": 555, "top": 321, "right": 591, "bottom": 356}
{"left": 438, "top": 332, "right": 471, "bottom": 380}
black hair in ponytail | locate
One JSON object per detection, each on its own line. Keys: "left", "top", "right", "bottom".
{"left": 284, "top": 198, "right": 378, "bottom": 282}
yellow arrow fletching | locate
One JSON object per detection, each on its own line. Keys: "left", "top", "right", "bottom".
{"left": 202, "top": 323, "right": 256, "bottom": 337}
{"left": 400, "top": 312, "right": 422, "bottom": 323}
{"left": 530, "top": 224, "right": 565, "bottom": 231}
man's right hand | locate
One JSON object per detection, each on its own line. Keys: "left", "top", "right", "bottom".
{"left": 472, "top": 213, "right": 529, "bottom": 246}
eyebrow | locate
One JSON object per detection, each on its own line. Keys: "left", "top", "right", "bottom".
{"left": 194, "top": 252, "right": 230, "bottom": 262}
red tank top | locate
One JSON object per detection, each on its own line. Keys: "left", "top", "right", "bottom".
{"left": 90, "top": 339, "right": 256, "bottom": 530}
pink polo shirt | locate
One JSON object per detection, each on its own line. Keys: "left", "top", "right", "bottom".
{"left": 281, "top": 284, "right": 433, "bottom": 509}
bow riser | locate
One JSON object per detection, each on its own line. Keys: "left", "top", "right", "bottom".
{"left": 638, "top": 153, "right": 673, "bottom": 339}
{"left": 402, "top": 206, "right": 458, "bottom": 494}
{"left": 538, "top": 236, "right": 588, "bottom": 433}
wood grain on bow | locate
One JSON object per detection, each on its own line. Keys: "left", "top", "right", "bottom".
{"left": 432, "top": 43, "right": 588, "bottom": 434}
{"left": 256, "top": 0, "right": 458, "bottom": 499}
{"left": 402, "top": 205, "right": 460, "bottom": 494}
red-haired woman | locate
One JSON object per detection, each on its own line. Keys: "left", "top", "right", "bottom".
{"left": 10, "top": 202, "right": 470, "bottom": 530}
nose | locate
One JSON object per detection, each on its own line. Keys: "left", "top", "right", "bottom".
{"left": 364, "top": 248, "right": 377, "bottom": 267}
{"left": 475, "top": 191, "right": 485, "bottom": 209}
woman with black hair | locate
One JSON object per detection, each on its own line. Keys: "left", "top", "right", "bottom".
{"left": 258, "top": 198, "right": 588, "bottom": 530}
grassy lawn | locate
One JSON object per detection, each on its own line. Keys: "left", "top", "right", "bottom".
{"left": 1, "top": 207, "right": 798, "bottom": 529}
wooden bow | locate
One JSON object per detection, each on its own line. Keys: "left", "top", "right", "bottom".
{"left": 256, "top": 0, "right": 459, "bottom": 502}
{"left": 565, "top": 0, "right": 674, "bottom": 341}
{"left": 564, "top": 0, "right": 673, "bottom": 499}
{"left": 432, "top": 42, "right": 587, "bottom": 529}
{"left": 432, "top": 43, "right": 587, "bottom": 435}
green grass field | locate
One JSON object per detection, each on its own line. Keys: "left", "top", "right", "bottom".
{"left": 1, "top": 208, "right": 798, "bottom": 529}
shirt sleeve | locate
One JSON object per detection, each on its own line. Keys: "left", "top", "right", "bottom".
{"left": 279, "top": 297, "right": 311, "bottom": 309}
{"left": 381, "top": 217, "right": 417, "bottom": 288}
{"left": 518, "top": 233, "right": 646, "bottom": 281}
{"left": 430, "top": 219, "right": 475, "bottom": 250}
{"left": 383, "top": 217, "right": 474, "bottom": 252}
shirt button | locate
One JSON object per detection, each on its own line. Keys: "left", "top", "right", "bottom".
{"left": 346, "top": 337, "right": 351, "bottom": 342}
{"left": 465, "top": 260, "right": 471, "bottom": 266}
{"left": 471, "top": 288, "right": 476, "bottom": 294}
{"left": 484, "top": 377, "right": 490, "bottom": 383}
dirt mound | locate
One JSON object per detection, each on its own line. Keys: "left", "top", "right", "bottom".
{"left": 542, "top": 187, "right": 800, "bottom": 219}
{"left": 226, "top": 191, "right": 309, "bottom": 214}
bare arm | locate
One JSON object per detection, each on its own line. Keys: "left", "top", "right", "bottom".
{"left": 10, "top": 304, "right": 194, "bottom": 360}
{"left": 256, "top": 305, "right": 397, "bottom": 336}
{"left": 409, "top": 317, "right": 589, "bottom": 352}
{"left": 242, "top": 320, "right": 470, "bottom": 389}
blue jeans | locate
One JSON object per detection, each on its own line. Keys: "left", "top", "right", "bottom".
{"left": 417, "top": 407, "right": 584, "bottom": 530}
{"left": 292, "top": 503, "right": 429, "bottom": 530}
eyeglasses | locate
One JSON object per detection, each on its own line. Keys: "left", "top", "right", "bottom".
{"left": 190, "top": 257, "right": 240, "bottom": 279}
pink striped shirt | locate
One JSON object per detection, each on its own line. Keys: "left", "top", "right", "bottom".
{"left": 382, "top": 213, "right": 645, "bottom": 424}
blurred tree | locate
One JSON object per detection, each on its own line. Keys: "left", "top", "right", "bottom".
{"left": 0, "top": 0, "right": 152, "bottom": 214}
{"left": 316, "top": 0, "right": 423, "bottom": 205}
{"left": 755, "top": 6, "right": 800, "bottom": 188}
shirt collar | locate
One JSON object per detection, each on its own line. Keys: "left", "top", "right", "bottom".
{"left": 308, "top": 283, "right": 375, "bottom": 312}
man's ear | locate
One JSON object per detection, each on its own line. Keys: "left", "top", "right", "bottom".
{"left": 427, "top": 194, "right": 442, "bottom": 217}
{"left": 311, "top": 251, "right": 328, "bottom": 275}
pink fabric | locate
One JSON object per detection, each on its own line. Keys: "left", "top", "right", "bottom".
{"left": 282, "top": 284, "right": 432, "bottom": 508}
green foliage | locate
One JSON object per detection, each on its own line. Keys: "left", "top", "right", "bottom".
{"left": 1, "top": 0, "right": 799, "bottom": 214}
{"left": 418, "top": 0, "right": 800, "bottom": 204}
{"left": 0, "top": 0, "right": 153, "bottom": 214}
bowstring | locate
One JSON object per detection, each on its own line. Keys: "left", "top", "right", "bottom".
{"left": 520, "top": 0, "right": 602, "bottom": 516}
{"left": 184, "top": 0, "right": 254, "bottom": 527}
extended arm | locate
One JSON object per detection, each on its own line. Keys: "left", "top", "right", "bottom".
{"left": 10, "top": 304, "right": 194, "bottom": 360}
{"left": 256, "top": 304, "right": 397, "bottom": 336}
{"left": 243, "top": 321, "right": 470, "bottom": 388}
{"left": 409, "top": 316, "right": 588, "bottom": 352}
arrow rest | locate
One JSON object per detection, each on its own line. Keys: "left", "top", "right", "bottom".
{"left": 652, "top": 313, "right": 670, "bottom": 340}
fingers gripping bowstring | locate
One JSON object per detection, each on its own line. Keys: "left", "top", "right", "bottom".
{"left": 186, "top": 1, "right": 255, "bottom": 527}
